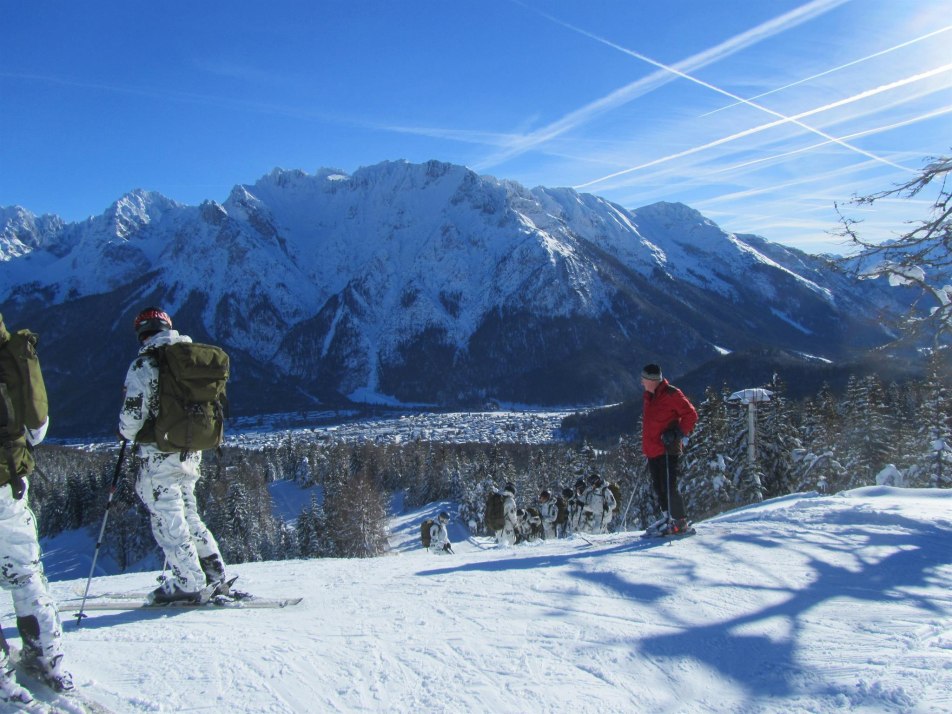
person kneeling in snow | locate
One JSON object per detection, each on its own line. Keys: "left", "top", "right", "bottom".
{"left": 429, "top": 512, "right": 454, "bottom": 554}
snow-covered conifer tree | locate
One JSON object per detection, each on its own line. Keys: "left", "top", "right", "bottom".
{"left": 681, "top": 385, "right": 735, "bottom": 518}
{"left": 326, "top": 470, "right": 388, "bottom": 558}
{"left": 754, "top": 376, "right": 800, "bottom": 498}
{"left": 907, "top": 350, "right": 952, "bottom": 486}
{"left": 842, "top": 375, "right": 895, "bottom": 488}
{"left": 296, "top": 494, "right": 329, "bottom": 558}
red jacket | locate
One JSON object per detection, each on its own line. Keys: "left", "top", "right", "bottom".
{"left": 642, "top": 379, "right": 698, "bottom": 458}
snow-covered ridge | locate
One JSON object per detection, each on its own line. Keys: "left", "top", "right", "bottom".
{"left": 0, "top": 160, "right": 907, "bottom": 426}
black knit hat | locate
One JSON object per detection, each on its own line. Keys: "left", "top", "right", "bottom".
{"left": 641, "top": 363, "right": 662, "bottom": 381}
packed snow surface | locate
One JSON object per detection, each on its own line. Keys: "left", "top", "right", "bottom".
{"left": 15, "top": 487, "right": 952, "bottom": 713}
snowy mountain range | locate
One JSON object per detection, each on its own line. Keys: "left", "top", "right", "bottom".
{"left": 0, "top": 160, "right": 906, "bottom": 436}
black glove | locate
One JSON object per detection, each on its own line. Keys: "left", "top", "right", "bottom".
{"left": 9, "top": 475, "right": 25, "bottom": 500}
{"left": 661, "top": 426, "right": 684, "bottom": 446}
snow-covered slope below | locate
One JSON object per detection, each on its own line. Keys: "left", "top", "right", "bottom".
{"left": 27, "top": 487, "right": 952, "bottom": 713}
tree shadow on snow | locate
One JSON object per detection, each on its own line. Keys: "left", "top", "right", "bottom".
{"left": 415, "top": 534, "right": 682, "bottom": 578}
{"left": 418, "top": 512, "right": 951, "bottom": 702}
{"left": 634, "top": 520, "right": 951, "bottom": 700}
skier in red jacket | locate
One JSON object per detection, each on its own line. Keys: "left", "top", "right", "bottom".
{"left": 641, "top": 363, "right": 698, "bottom": 535}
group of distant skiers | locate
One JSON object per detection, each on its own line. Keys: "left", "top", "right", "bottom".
{"left": 488, "top": 476, "right": 621, "bottom": 546}
{"left": 422, "top": 474, "right": 621, "bottom": 555}
{"left": 423, "top": 363, "right": 699, "bottom": 553}
{"left": 0, "top": 307, "right": 233, "bottom": 707}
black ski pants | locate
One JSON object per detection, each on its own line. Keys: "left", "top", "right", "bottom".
{"left": 647, "top": 453, "right": 687, "bottom": 520}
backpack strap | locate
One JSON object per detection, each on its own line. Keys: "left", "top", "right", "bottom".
{"left": 0, "top": 376, "right": 26, "bottom": 500}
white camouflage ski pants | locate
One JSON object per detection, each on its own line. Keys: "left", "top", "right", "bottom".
{"left": 134, "top": 448, "right": 223, "bottom": 593}
{"left": 0, "top": 479, "right": 64, "bottom": 662}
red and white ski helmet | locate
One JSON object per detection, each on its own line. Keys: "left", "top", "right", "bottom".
{"left": 134, "top": 307, "right": 172, "bottom": 340}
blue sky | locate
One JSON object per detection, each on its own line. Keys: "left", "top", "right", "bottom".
{"left": 1, "top": 0, "right": 949, "bottom": 255}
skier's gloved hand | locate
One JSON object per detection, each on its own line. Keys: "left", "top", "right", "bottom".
{"left": 661, "top": 425, "right": 685, "bottom": 447}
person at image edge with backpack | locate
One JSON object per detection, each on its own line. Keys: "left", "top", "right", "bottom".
{"left": 119, "top": 307, "right": 231, "bottom": 605}
{"left": 0, "top": 313, "right": 74, "bottom": 705}
{"left": 641, "top": 363, "right": 698, "bottom": 536}
{"left": 422, "top": 512, "right": 454, "bottom": 554}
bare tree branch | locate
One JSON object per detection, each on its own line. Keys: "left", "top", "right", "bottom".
{"left": 836, "top": 153, "right": 952, "bottom": 349}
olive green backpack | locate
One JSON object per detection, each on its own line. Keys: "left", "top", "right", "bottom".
{"left": 0, "top": 315, "right": 49, "bottom": 497}
{"left": 420, "top": 518, "right": 435, "bottom": 548}
{"left": 142, "top": 341, "right": 230, "bottom": 453}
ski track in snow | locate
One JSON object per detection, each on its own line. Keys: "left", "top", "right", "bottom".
{"left": 3, "top": 486, "right": 950, "bottom": 713}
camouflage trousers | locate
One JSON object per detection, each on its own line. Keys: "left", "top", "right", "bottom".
{"left": 0, "top": 478, "right": 65, "bottom": 663}
{"left": 134, "top": 448, "right": 223, "bottom": 593}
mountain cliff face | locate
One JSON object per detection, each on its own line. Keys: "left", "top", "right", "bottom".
{"left": 0, "top": 160, "right": 904, "bottom": 436}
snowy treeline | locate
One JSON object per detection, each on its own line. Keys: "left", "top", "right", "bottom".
{"left": 27, "top": 356, "right": 950, "bottom": 572}
{"left": 681, "top": 363, "right": 951, "bottom": 520}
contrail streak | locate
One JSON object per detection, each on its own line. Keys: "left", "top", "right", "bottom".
{"left": 712, "top": 105, "right": 952, "bottom": 174}
{"left": 479, "top": 0, "right": 849, "bottom": 169}
{"left": 574, "top": 64, "right": 950, "bottom": 189}
{"left": 554, "top": 18, "right": 916, "bottom": 175}
{"left": 700, "top": 24, "right": 952, "bottom": 117}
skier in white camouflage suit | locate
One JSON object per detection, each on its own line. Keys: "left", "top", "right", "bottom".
{"left": 495, "top": 482, "right": 518, "bottom": 546}
{"left": 0, "top": 313, "right": 73, "bottom": 705}
{"left": 568, "top": 478, "right": 588, "bottom": 534}
{"left": 428, "top": 512, "right": 454, "bottom": 554}
{"left": 537, "top": 490, "right": 558, "bottom": 540}
{"left": 119, "top": 307, "right": 229, "bottom": 605}
{"left": 583, "top": 474, "right": 617, "bottom": 534}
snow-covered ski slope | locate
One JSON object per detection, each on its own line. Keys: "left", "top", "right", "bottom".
{"left": 15, "top": 486, "right": 952, "bottom": 713}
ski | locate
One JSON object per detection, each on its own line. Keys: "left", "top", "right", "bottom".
{"left": 0, "top": 693, "right": 51, "bottom": 714}
{"left": 10, "top": 647, "right": 117, "bottom": 714}
{"left": 466, "top": 536, "right": 496, "bottom": 550}
{"left": 641, "top": 526, "right": 697, "bottom": 539}
{"left": 1, "top": 697, "right": 52, "bottom": 714}
{"left": 59, "top": 595, "right": 303, "bottom": 613}
{"left": 574, "top": 533, "right": 595, "bottom": 546}
{"left": 70, "top": 576, "right": 247, "bottom": 602}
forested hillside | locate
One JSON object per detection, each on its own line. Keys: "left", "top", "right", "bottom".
{"left": 29, "top": 352, "right": 950, "bottom": 575}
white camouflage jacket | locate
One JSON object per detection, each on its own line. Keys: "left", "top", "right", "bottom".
{"left": 428, "top": 521, "right": 451, "bottom": 553}
{"left": 118, "top": 330, "right": 193, "bottom": 448}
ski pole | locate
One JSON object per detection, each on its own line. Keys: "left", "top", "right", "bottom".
{"left": 621, "top": 482, "right": 637, "bottom": 531}
{"left": 664, "top": 452, "right": 673, "bottom": 526}
{"left": 75, "top": 438, "right": 128, "bottom": 626}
